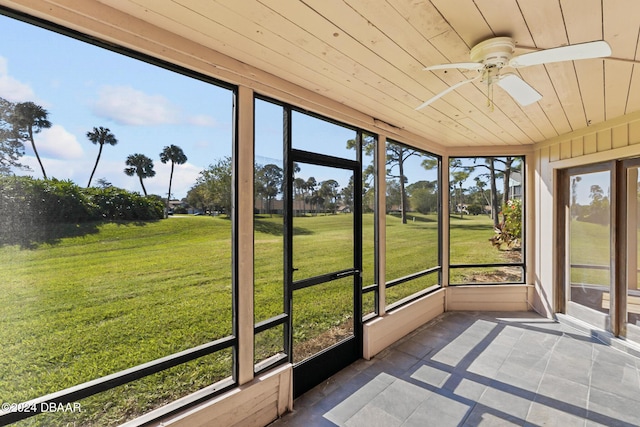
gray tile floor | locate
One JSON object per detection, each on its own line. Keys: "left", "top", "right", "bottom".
{"left": 270, "top": 311, "right": 640, "bottom": 427}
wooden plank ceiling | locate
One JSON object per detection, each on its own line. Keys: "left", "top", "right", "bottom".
{"left": 45, "top": 1, "right": 640, "bottom": 147}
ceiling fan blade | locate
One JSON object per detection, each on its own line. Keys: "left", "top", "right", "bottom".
{"left": 424, "top": 62, "right": 483, "bottom": 71}
{"left": 509, "top": 40, "right": 611, "bottom": 68}
{"left": 496, "top": 73, "right": 542, "bottom": 106}
{"left": 416, "top": 75, "right": 481, "bottom": 110}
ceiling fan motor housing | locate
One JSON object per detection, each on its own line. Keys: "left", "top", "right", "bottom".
{"left": 470, "top": 37, "right": 515, "bottom": 67}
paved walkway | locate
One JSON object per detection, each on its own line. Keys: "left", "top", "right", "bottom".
{"left": 270, "top": 311, "right": 640, "bottom": 426}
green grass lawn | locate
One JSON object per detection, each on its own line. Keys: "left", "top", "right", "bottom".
{"left": 1, "top": 216, "right": 233, "bottom": 426}
{"left": 1, "top": 212, "right": 517, "bottom": 426}
{"left": 569, "top": 218, "right": 612, "bottom": 285}
{"left": 449, "top": 214, "right": 523, "bottom": 284}
{"left": 385, "top": 212, "right": 440, "bottom": 304}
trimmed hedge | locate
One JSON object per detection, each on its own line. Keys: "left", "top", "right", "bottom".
{"left": 0, "top": 176, "right": 164, "bottom": 246}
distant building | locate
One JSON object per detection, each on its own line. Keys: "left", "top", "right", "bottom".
{"left": 509, "top": 172, "right": 522, "bottom": 200}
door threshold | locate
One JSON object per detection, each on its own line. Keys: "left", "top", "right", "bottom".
{"left": 556, "top": 313, "right": 640, "bottom": 358}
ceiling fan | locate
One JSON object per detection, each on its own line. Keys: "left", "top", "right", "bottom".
{"left": 416, "top": 37, "right": 612, "bottom": 110}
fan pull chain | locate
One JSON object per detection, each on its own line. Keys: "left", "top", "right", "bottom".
{"left": 486, "top": 80, "right": 494, "bottom": 112}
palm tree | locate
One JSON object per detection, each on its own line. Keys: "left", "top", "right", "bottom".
{"left": 159, "top": 144, "right": 187, "bottom": 208}
{"left": 86, "top": 126, "right": 117, "bottom": 188}
{"left": 124, "top": 153, "right": 155, "bottom": 196}
{"left": 12, "top": 102, "right": 51, "bottom": 179}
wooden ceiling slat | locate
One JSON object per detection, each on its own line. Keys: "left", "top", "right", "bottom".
{"left": 341, "top": 0, "right": 533, "bottom": 145}
{"left": 604, "top": 0, "right": 640, "bottom": 58}
{"left": 574, "top": 61, "right": 605, "bottom": 125}
{"left": 517, "top": 0, "right": 568, "bottom": 48}
{"left": 605, "top": 61, "right": 634, "bottom": 120}
{"left": 517, "top": 67, "right": 571, "bottom": 136}
{"left": 545, "top": 62, "right": 588, "bottom": 131}
{"left": 291, "top": 0, "right": 515, "bottom": 144}
{"left": 385, "top": 0, "right": 451, "bottom": 40}
{"left": 36, "top": 0, "right": 633, "bottom": 147}
{"left": 118, "top": 0, "right": 341, "bottom": 95}
{"left": 473, "top": 0, "right": 557, "bottom": 140}
{"left": 429, "top": 0, "right": 491, "bottom": 48}
{"left": 561, "top": 0, "right": 603, "bottom": 43}
{"left": 474, "top": 0, "right": 534, "bottom": 46}
{"left": 625, "top": 28, "right": 640, "bottom": 114}
{"left": 343, "top": 0, "right": 443, "bottom": 67}
{"left": 253, "top": 0, "right": 481, "bottom": 145}
{"left": 516, "top": 0, "right": 591, "bottom": 132}
{"left": 626, "top": 63, "right": 640, "bottom": 114}
{"left": 560, "top": 0, "right": 606, "bottom": 126}
{"left": 159, "top": 0, "right": 473, "bottom": 145}
{"left": 603, "top": 0, "right": 639, "bottom": 120}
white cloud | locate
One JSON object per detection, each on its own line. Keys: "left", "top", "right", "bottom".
{"left": 150, "top": 161, "right": 202, "bottom": 199}
{"left": 18, "top": 156, "right": 89, "bottom": 181}
{"left": 70, "top": 158, "right": 200, "bottom": 199}
{"left": 0, "top": 56, "right": 36, "bottom": 102}
{"left": 32, "top": 125, "right": 84, "bottom": 160}
{"left": 187, "top": 114, "right": 217, "bottom": 127}
{"left": 92, "top": 85, "right": 181, "bottom": 126}
{"left": 16, "top": 155, "right": 203, "bottom": 199}
{"left": 91, "top": 85, "right": 219, "bottom": 128}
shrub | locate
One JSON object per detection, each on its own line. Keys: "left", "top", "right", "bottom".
{"left": 503, "top": 198, "right": 522, "bottom": 241}
{"left": 85, "top": 187, "right": 164, "bottom": 221}
{"left": 0, "top": 176, "right": 164, "bottom": 245}
{"left": 490, "top": 198, "right": 522, "bottom": 250}
{"left": 467, "top": 204, "right": 483, "bottom": 215}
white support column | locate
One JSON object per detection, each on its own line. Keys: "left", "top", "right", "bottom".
{"left": 525, "top": 155, "right": 536, "bottom": 288}
{"left": 236, "top": 85, "right": 254, "bottom": 385}
{"left": 441, "top": 154, "right": 450, "bottom": 288}
{"left": 377, "top": 134, "right": 387, "bottom": 316}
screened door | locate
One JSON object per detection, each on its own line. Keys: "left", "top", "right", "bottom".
{"left": 285, "top": 149, "right": 362, "bottom": 397}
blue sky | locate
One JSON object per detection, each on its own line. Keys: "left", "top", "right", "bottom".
{"left": 1, "top": 13, "right": 233, "bottom": 199}
{"left": 1, "top": 13, "right": 441, "bottom": 199}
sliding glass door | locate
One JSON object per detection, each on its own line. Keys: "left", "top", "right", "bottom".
{"left": 621, "top": 160, "right": 640, "bottom": 342}
{"left": 560, "top": 159, "right": 640, "bottom": 343}
{"left": 563, "top": 165, "right": 613, "bottom": 330}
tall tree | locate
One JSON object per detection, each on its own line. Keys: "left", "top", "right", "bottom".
{"left": 406, "top": 180, "right": 438, "bottom": 214}
{"left": 293, "top": 177, "right": 307, "bottom": 214}
{"left": 386, "top": 179, "right": 402, "bottom": 213}
{"left": 451, "top": 168, "right": 471, "bottom": 219}
{"left": 474, "top": 177, "right": 492, "bottom": 209}
{"left": 341, "top": 176, "right": 355, "bottom": 212}
{"left": 12, "top": 101, "right": 51, "bottom": 179}
{"left": 469, "top": 157, "right": 521, "bottom": 227}
{"left": 124, "top": 153, "right": 155, "bottom": 196}
{"left": 500, "top": 157, "right": 516, "bottom": 206}
{"left": 95, "top": 177, "right": 112, "bottom": 189}
{"left": 86, "top": 126, "right": 118, "bottom": 188}
{"left": 487, "top": 158, "right": 500, "bottom": 227}
{"left": 159, "top": 144, "right": 188, "bottom": 208}
{"left": 319, "top": 179, "right": 340, "bottom": 214}
{"left": 0, "top": 97, "right": 29, "bottom": 175}
{"left": 346, "top": 134, "right": 376, "bottom": 212}
{"left": 305, "top": 177, "right": 317, "bottom": 215}
{"left": 186, "top": 157, "right": 233, "bottom": 215}
{"left": 387, "top": 142, "right": 420, "bottom": 224}
{"left": 255, "top": 163, "right": 283, "bottom": 216}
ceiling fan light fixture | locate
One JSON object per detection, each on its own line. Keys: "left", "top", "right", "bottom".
{"left": 418, "top": 37, "right": 608, "bottom": 110}
{"left": 496, "top": 73, "right": 542, "bottom": 106}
